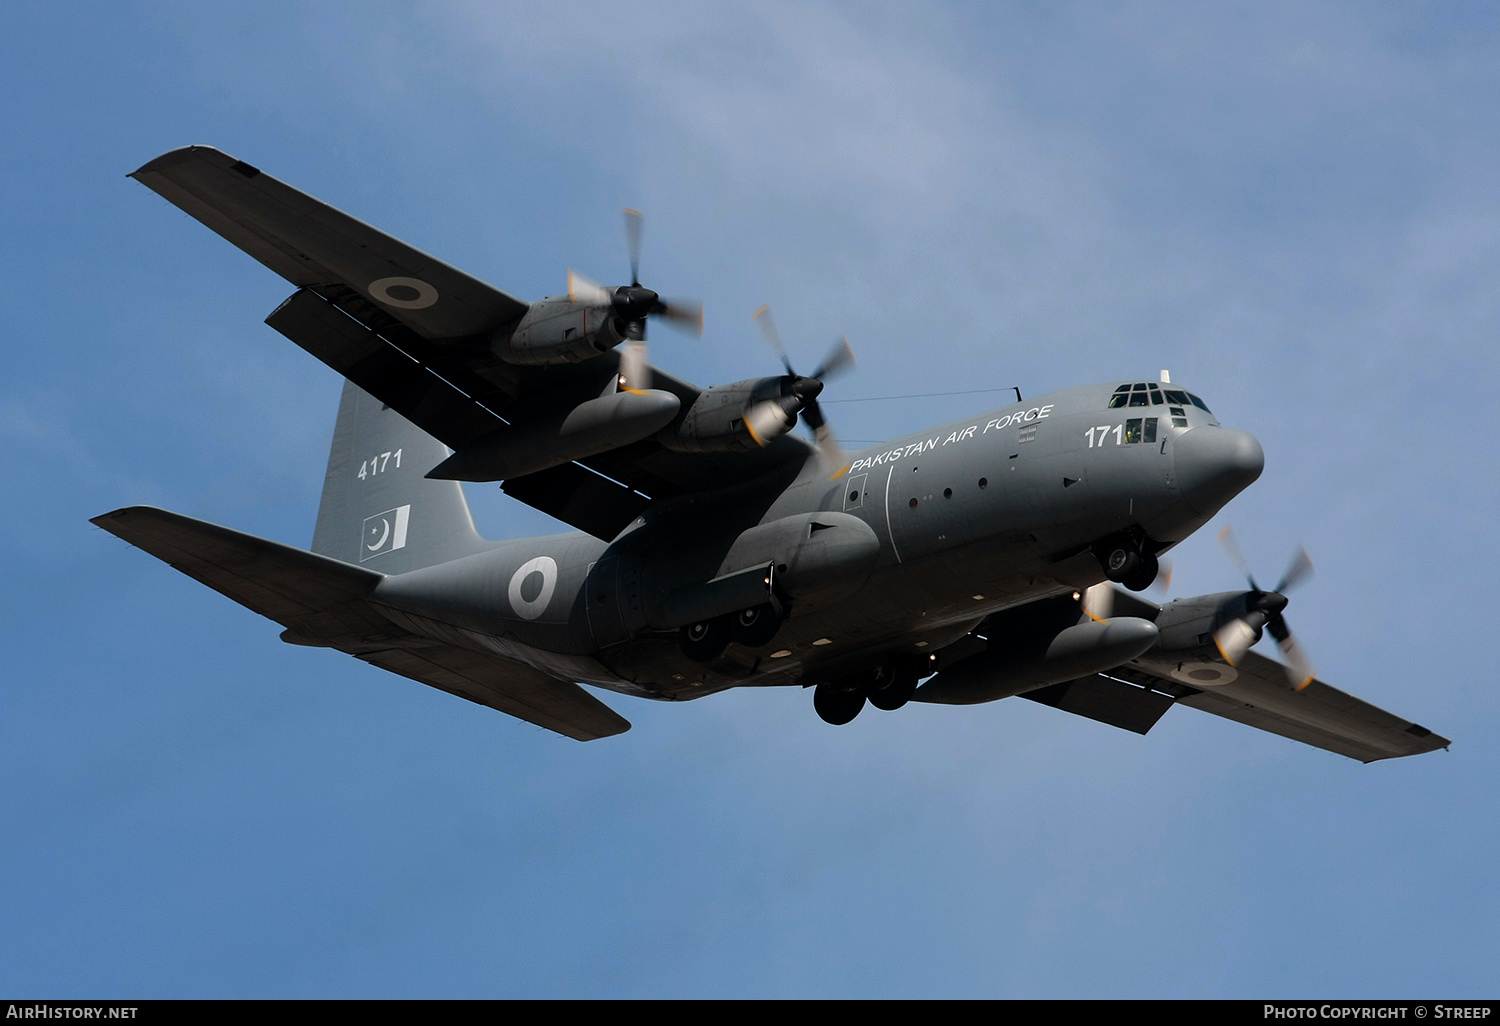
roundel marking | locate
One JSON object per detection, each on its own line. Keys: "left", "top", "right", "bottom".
{"left": 1169, "top": 662, "right": 1238, "bottom": 687}
{"left": 507, "top": 556, "right": 559, "bottom": 621}
{"left": 368, "top": 276, "right": 439, "bottom": 310}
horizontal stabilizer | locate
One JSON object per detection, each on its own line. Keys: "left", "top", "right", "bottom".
{"left": 356, "top": 645, "right": 630, "bottom": 742}
{"left": 92, "top": 506, "right": 629, "bottom": 741}
{"left": 91, "top": 505, "right": 401, "bottom": 649}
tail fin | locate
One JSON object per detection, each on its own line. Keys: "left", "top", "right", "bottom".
{"left": 312, "top": 380, "right": 492, "bottom": 572}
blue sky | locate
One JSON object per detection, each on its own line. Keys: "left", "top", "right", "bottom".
{"left": 2, "top": 1, "right": 1495, "bottom": 997}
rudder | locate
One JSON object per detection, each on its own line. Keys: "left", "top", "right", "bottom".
{"left": 312, "top": 380, "right": 492, "bottom": 572}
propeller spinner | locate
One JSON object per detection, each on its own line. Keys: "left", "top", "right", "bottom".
{"left": 567, "top": 208, "right": 702, "bottom": 392}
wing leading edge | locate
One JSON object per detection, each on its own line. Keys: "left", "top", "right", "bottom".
{"left": 91, "top": 506, "right": 629, "bottom": 742}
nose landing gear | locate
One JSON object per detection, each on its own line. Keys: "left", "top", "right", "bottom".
{"left": 1095, "top": 536, "right": 1160, "bottom": 592}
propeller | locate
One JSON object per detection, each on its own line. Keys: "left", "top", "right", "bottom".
{"left": 1212, "top": 525, "right": 1318, "bottom": 689}
{"left": 750, "top": 305, "right": 856, "bottom": 476}
{"left": 567, "top": 208, "right": 703, "bottom": 392}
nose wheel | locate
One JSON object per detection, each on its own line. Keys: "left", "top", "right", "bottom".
{"left": 1096, "top": 538, "right": 1159, "bottom": 592}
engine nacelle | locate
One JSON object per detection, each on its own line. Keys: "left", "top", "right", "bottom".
{"left": 660, "top": 377, "right": 800, "bottom": 453}
{"left": 1152, "top": 591, "right": 1261, "bottom": 657}
{"left": 494, "top": 297, "right": 627, "bottom": 365}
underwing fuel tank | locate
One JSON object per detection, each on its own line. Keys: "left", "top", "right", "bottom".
{"left": 426, "top": 389, "right": 681, "bottom": 482}
{"left": 914, "top": 617, "right": 1160, "bottom": 705}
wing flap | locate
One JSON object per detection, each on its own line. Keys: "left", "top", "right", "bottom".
{"left": 1020, "top": 674, "right": 1175, "bottom": 735}
{"left": 131, "top": 146, "right": 528, "bottom": 339}
{"left": 266, "top": 287, "right": 503, "bottom": 448}
{"left": 501, "top": 462, "right": 651, "bottom": 542}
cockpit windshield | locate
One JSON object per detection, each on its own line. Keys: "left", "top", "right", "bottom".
{"left": 1107, "top": 382, "right": 1210, "bottom": 413}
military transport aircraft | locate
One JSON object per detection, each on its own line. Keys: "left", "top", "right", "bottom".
{"left": 93, "top": 145, "right": 1448, "bottom": 762}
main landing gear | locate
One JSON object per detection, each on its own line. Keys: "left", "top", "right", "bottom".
{"left": 812, "top": 656, "right": 923, "bottom": 725}
{"left": 679, "top": 599, "right": 784, "bottom": 661}
{"left": 1094, "top": 535, "right": 1159, "bottom": 592}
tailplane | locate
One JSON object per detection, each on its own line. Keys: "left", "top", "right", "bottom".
{"left": 312, "top": 379, "right": 492, "bottom": 572}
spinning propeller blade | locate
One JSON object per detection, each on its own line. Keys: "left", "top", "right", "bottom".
{"left": 567, "top": 268, "right": 611, "bottom": 307}
{"left": 566, "top": 209, "right": 702, "bottom": 387}
{"left": 749, "top": 305, "right": 854, "bottom": 475}
{"left": 1081, "top": 583, "right": 1115, "bottom": 622}
{"left": 623, "top": 207, "right": 643, "bottom": 286}
{"left": 1214, "top": 525, "right": 1318, "bottom": 687}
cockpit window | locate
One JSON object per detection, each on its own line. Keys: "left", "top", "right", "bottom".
{"left": 1110, "top": 383, "right": 1208, "bottom": 413}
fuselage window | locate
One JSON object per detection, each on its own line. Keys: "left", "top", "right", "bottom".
{"left": 1144, "top": 417, "right": 1158, "bottom": 443}
{"left": 1124, "top": 418, "right": 1142, "bottom": 443}
{"left": 1169, "top": 405, "right": 1187, "bottom": 428}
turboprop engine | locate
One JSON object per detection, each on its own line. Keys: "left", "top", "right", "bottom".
{"left": 662, "top": 376, "right": 812, "bottom": 453}
{"left": 493, "top": 297, "right": 629, "bottom": 365}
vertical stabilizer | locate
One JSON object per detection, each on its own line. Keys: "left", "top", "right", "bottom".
{"left": 312, "top": 380, "right": 492, "bottom": 573}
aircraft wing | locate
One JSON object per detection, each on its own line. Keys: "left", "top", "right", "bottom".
{"left": 91, "top": 506, "right": 629, "bottom": 741}
{"left": 131, "top": 146, "right": 529, "bottom": 339}
{"left": 1040, "top": 651, "right": 1448, "bottom": 763}
{"left": 132, "top": 147, "right": 811, "bottom": 540}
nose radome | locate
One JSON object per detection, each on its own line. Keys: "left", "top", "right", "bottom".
{"left": 1174, "top": 428, "right": 1264, "bottom": 516}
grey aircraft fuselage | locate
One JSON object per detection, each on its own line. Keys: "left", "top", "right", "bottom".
{"left": 369, "top": 380, "right": 1261, "bottom": 701}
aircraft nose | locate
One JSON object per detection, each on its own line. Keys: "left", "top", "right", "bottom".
{"left": 1174, "top": 427, "right": 1264, "bottom": 515}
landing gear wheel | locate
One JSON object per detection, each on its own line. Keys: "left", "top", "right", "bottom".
{"left": 729, "top": 601, "right": 782, "bottom": 648}
{"left": 813, "top": 682, "right": 867, "bottom": 725}
{"left": 1121, "top": 553, "right": 1159, "bottom": 592}
{"left": 679, "top": 618, "right": 730, "bottom": 662}
{"left": 1101, "top": 544, "right": 1140, "bottom": 583}
{"left": 868, "top": 656, "right": 921, "bottom": 711}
